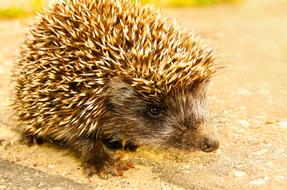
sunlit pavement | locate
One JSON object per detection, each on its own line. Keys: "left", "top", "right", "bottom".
{"left": 0, "top": 0, "right": 287, "bottom": 189}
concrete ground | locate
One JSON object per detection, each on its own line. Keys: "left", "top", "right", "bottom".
{"left": 0, "top": 0, "right": 287, "bottom": 189}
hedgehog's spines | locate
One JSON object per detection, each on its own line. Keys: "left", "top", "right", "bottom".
{"left": 13, "top": 0, "right": 216, "bottom": 141}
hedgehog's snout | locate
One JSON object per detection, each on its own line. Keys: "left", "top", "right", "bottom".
{"left": 199, "top": 137, "right": 220, "bottom": 152}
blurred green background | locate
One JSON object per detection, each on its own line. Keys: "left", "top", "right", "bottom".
{"left": 0, "top": 0, "right": 240, "bottom": 19}
{"left": 138, "top": 0, "right": 239, "bottom": 7}
{"left": 0, "top": 0, "right": 44, "bottom": 19}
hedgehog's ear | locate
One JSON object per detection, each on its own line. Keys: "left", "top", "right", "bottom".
{"left": 109, "top": 78, "right": 134, "bottom": 105}
{"left": 109, "top": 78, "right": 133, "bottom": 94}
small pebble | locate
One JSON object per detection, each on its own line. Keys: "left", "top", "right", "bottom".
{"left": 277, "top": 120, "right": 287, "bottom": 128}
{"left": 250, "top": 176, "right": 269, "bottom": 186}
{"left": 233, "top": 170, "right": 247, "bottom": 177}
{"left": 48, "top": 164, "right": 55, "bottom": 169}
{"left": 237, "top": 119, "right": 250, "bottom": 127}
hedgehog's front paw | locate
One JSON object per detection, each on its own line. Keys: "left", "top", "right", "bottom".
{"left": 83, "top": 153, "right": 134, "bottom": 179}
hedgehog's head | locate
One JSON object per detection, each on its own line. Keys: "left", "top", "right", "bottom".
{"left": 103, "top": 81, "right": 219, "bottom": 153}
{"left": 101, "top": 37, "right": 219, "bottom": 153}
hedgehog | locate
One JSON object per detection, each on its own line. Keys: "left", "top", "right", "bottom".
{"left": 12, "top": 0, "right": 220, "bottom": 178}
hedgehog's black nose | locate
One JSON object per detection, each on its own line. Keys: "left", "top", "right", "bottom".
{"left": 200, "top": 137, "right": 220, "bottom": 152}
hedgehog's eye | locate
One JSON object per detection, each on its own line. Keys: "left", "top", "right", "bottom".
{"left": 148, "top": 106, "right": 163, "bottom": 118}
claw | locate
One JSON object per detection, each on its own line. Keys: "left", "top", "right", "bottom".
{"left": 111, "top": 167, "right": 123, "bottom": 176}
{"left": 83, "top": 156, "right": 134, "bottom": 178}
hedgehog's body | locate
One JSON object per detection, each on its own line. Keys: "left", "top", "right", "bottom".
{"left": 13, "top": 0, "right": 219, "bottom": 177}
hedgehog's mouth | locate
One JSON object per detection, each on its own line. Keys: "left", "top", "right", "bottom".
{"left": 162, "top": 132, "right": 220, "bottom": 153}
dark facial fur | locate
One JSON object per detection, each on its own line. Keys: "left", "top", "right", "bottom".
{"left": 101, "top": 80, "right": 219, "bottom": 153}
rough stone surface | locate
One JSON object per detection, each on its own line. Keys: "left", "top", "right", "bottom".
{"left": 0, "top": 158, "right": 93, "bottom": 190}
{"left": 0, "top": 0, "right": 287, "bottom": 189}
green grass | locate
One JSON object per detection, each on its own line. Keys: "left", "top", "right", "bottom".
{"left": 0, "top": 0, "right": 44, "bottom": 19}
{"left": 0, "top": 0, "right": 240, "bottom": 19}
{"left": 0, "top": 7, "right": 25, "bottom": 19}
{"left": 136, "top": 0, "right": 240, "bottom": 7}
